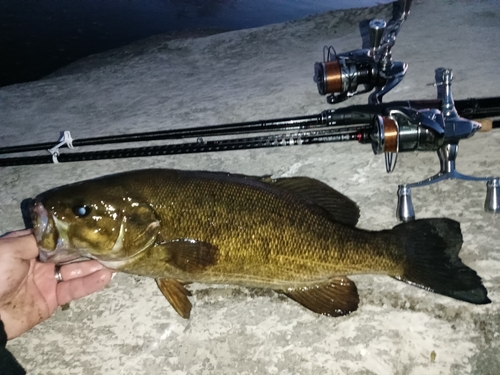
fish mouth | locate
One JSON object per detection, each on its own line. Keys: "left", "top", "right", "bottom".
{"left": 30, "top": 199, "right": 83, "bottom": 264}
{"left": 31, "top": 200, "right": 48, "bottom": 243}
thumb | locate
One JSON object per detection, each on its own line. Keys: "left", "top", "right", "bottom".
{"left": 1, "top": 231, "right": 39, "bottom": 260}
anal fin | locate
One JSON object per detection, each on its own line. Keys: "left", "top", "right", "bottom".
{"left": 156, "top": 278, "right": 193, "bottom": 319}
{"left": 281, "top": 277, "right": 359, "bottom": 317}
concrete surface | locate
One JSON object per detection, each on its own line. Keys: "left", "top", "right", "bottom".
{"left": 1, "top": 0, "right": 499, "bottom": 374}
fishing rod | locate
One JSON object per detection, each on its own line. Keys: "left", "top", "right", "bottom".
{"left": 1, "top": 96, "right": 498, "bottom": 158}
{"left": 0, "top": 129, "right": 366, "bottom": 166}
{"left": 1, "top": 0, "right": 499, "bottom": 220}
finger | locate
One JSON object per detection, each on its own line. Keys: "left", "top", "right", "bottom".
{"left": 59, "top": 260, "right": 110, "bottom": 281}
{"left": 56, "top": 269, "right": 113, "bottom": 306}
{"left": 2, "top": 229, "right": 33, "bottom": 238}
{"left": 0, "top": 232, "right": 38, "bottom": 260}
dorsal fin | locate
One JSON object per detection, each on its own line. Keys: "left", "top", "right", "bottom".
{"left": 262, "top": 176, "right": 360, "bottom": 226}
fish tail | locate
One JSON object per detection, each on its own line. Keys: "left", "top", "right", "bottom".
{"left": 391, "top": 218, "right": 490, "bottom": 304}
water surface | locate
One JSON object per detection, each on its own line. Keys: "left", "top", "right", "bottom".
{"left": 0, "top": 0, "right": 392, "bottom": 86}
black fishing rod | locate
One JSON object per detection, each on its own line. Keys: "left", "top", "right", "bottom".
{"left": 1, "top": 96, "right": 498, "bottom": 158}
{"left": 0, "top": 128, "right": 367, "bottom": 167}
{"left": 0, "top": 97, "right": 498, "bottom": 167}
{"left": 0, "top": 111, "right": 373, "bottom": 156}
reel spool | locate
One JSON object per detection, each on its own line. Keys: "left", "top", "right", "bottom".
{"left": 369, "top": 108, "right": 445, "bottom": 172}
{"left": 313, "top": 18, "right": 388, "bottom": 104}
{"left": 314, "top": 50, "right": 375, "bottom": 104}
{"left": 370, "top": 115, "right": 399, "bottom": 172}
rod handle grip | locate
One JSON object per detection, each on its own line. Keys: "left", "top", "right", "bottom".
{"left": 477, "top": 118, "right": 495, "bottom": 132}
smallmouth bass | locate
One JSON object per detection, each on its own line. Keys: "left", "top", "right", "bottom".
{"left": 30, "top": 169, "right": 490, "bottom": 318}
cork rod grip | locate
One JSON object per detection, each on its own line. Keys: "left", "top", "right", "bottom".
{"left": 476, "top": 118, "right": 500, "bottom": 132}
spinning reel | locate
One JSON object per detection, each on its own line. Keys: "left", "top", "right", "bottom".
{"left": 314, "top": 0, "right": 411, "bottom": 105}
{"left": 369, "top": 68, "right": 499, "bottom": 221}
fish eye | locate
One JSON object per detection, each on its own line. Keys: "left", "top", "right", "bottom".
{"left": 72, "top": 205, "right": 92, "bottom": 218}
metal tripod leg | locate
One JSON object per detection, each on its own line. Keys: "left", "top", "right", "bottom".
{"left": 396, "top": 143, "right": 499, "bottom": 222}
{"left": 485, "top": 178, "right": 500, "bottom": 213}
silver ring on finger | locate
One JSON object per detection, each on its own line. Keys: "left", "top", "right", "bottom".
{"left": 55, "top": 265, "right": 63, "bottom": 283}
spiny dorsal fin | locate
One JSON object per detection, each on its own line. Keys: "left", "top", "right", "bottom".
{"left": 280, "top": 276, "right": 359, "bottom": 317}
{"left": 263, "top": 176, "right": 360, "bottom": 226}
{"left": 156, "top": 278, "right": 192, "bottom": 319}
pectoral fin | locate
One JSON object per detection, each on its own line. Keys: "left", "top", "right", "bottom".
{"left": 156, "top": 278, "right": 193, "bottom": 319}
{"left": 159, "top": 239, "right": 219, "bottom": 273}
{"left": 281, "top": 277, "right": 359, "bottom": 317}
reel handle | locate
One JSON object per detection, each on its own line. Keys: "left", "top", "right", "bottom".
{"left": 369, "top": 19, "right": 387, "bottom": 55}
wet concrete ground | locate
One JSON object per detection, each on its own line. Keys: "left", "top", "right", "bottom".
{"left": 1, "top": 0, "right": 500, "bottom": 374}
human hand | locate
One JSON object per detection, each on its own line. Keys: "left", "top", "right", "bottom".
{"left": 0, "top": 229, "right": 113, "bottom": 339}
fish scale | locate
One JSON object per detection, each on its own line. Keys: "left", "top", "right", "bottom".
{"left": 133, "top": 174, "right": 384, "bottom": 282}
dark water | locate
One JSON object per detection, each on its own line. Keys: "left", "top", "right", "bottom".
{"left": 0, "top": 0, "right": 390, "bottom": 87}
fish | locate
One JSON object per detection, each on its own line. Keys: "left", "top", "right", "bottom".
{"left": 29, "top": 168, "right": 490, "bottom": 318}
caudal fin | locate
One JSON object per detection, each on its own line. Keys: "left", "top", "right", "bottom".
{"left": 391, "top": 218, "right": 490, "bottom": 305}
